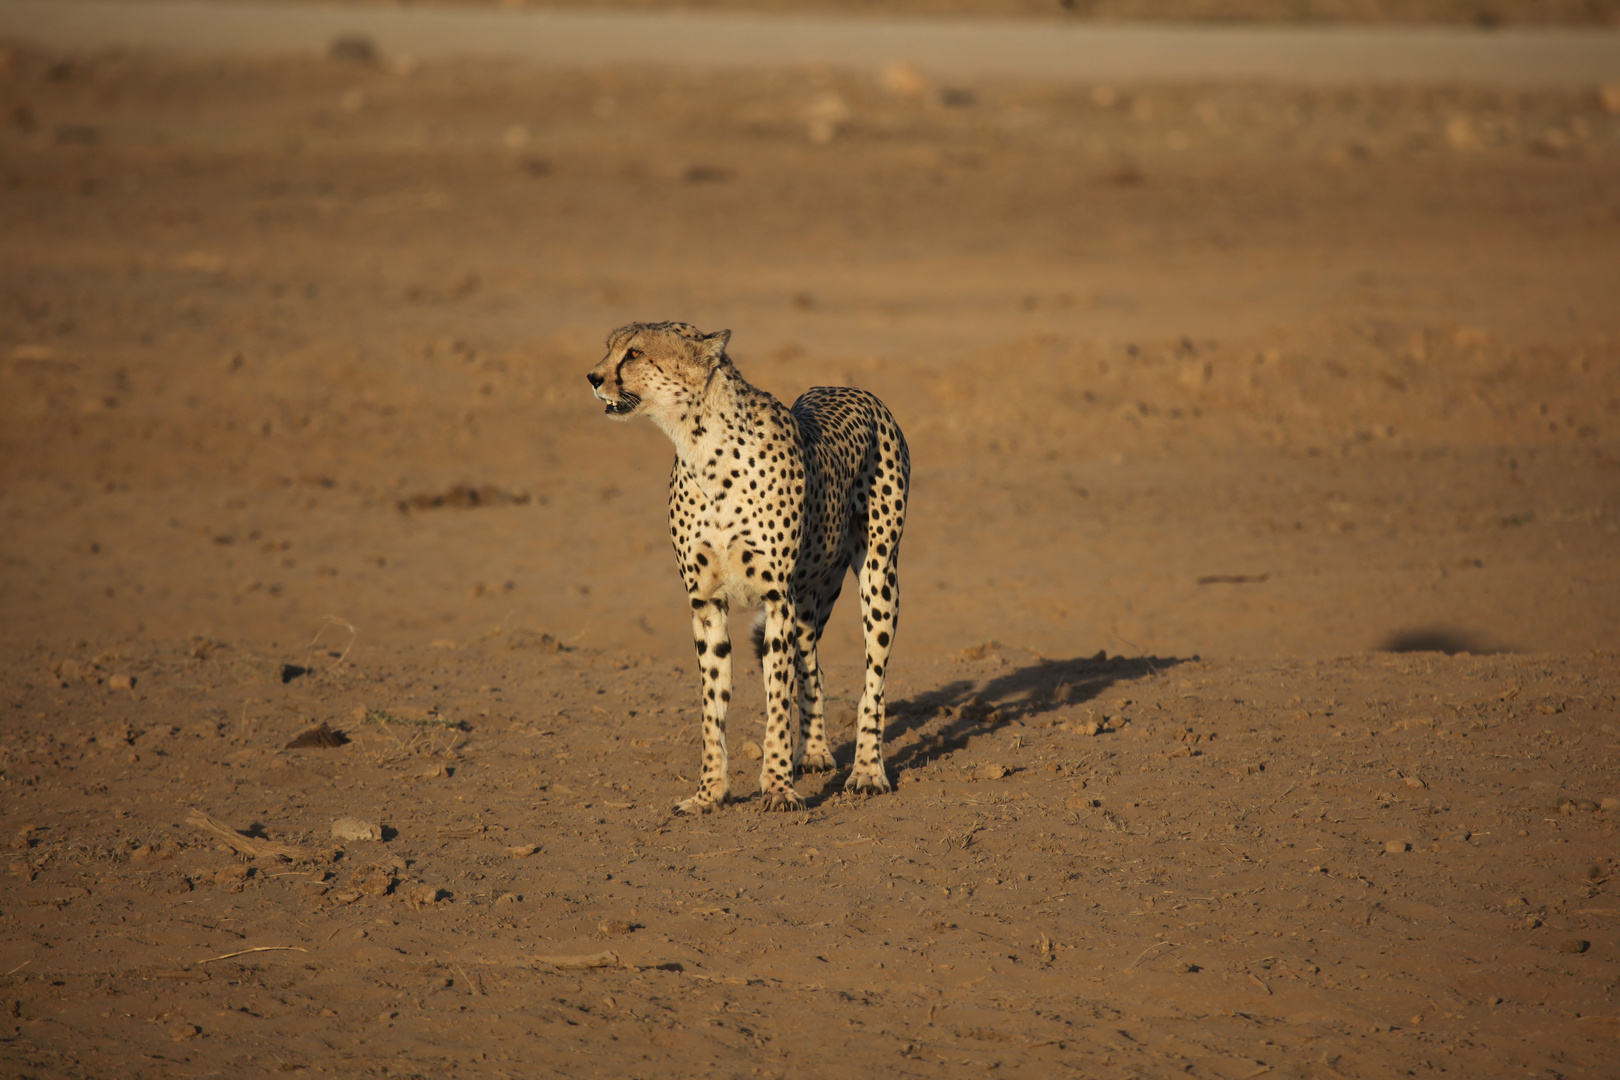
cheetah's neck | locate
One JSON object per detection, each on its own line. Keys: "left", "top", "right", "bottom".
{"left": 653, "top": 362, "right": 768, "bottom": 470}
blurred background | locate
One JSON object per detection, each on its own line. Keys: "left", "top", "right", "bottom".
{"left": 1, "top": 0, "right": 1617, "bottom": 680}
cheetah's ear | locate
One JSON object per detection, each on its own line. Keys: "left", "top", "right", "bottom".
{"left": 699, "top": 329, "right": 732, "bottom": 365}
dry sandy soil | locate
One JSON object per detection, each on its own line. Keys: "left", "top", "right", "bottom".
{"left": 170, "top": 0, "right": 1620, "bottom": 28}
{"left": 2, "top": 19, "right": 1620, "bottom": 1080}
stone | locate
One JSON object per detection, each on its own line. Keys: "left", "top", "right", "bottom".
{"left": 403, "top": 883, "right": 441, "bottom": 910}
{"left": 354, "top": 867, "right": 394, "bottom": 897}
{"left": 332, "top": 818, "right": 382, "bottom": 842}
{"left": 880, "top": 61, "right": 929, "bottom": 99}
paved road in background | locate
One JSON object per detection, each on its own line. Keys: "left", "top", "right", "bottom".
{"left": 2, "top": 0, "right": 1618, "bottom": 85}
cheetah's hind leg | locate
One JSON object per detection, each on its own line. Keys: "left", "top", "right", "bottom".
{"left": 790, "top": 612, "right": 837, "bottom": 774}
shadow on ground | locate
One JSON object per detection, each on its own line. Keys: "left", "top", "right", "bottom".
{"left": 873, "top": 652, "right": 1188, "bottom": 775}
{"left": 1378, "top": 627, "right": 1510, "bottom": 655}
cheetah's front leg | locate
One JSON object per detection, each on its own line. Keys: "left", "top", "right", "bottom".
{"left": 758, "top": 594, "right": 806, "bottom": 811}
{"left": 677, "top": 597, "right": 733, "bottom": 815}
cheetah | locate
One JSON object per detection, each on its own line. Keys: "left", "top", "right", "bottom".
{"left": 586, "top": 322, "right": 910, "bottom": 814}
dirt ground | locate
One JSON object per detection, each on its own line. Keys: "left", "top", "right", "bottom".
{"left": 2, "top": 23, "right": 1620, "bottom": 1080}
{"left": 173, "top": 0, "right": 1620, "bottom": 28}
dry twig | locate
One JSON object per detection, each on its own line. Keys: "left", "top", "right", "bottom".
{"left": 198, "top": 946, "right": 310, "bottom": 965}
{"left": 186, "top": 808, "right": 304, "bottom": 861}
{"left": 527, "top": 950, "right": 621, "bottom": 970}
{"left": 1127, "top": 940, "right": 1179, "bottom": 970}
{"left": 309, "top": 616, "right": 359, "bottom": 670}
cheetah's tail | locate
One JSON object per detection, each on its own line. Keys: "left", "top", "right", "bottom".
{"left": 750, "top": 609, "right": 767, "bottom": 664}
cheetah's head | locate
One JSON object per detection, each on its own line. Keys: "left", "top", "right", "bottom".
{"left": 587, "top": 321, "right": 732, "bottom": 424}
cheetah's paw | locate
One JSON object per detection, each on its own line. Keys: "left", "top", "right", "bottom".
{"left": 758, "top": 789, "right": 806, "bottom": 812}
{"left": 673, "top": 792, "right": 729, "bottom": 815}
{"left": 845, "top": 769, "right": 893, "bottom": 796}
{"left": 799, "top": 749, "right": 837, "bottom": 773}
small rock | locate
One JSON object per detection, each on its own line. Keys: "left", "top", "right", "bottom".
{"left": 802, "top": 92, "right": 851, "bottom": 144}
{"left": 108, "top": 673, "right": 135, "bottom": 692}
{"left": 353, "top": 867, "right": 394, "bottom": 898}
{"left": 1443, "top": 115, "right": 1480, "bottom": 150}
{"left": 214, "top": 865, "right": 252, "bottom": 888}
{"left": 1601, "top": 797, "right": 1619, "bottom": 812}
{"left": 168, "top": 1023, "right": 199, "bottom": 1041}
{"left": 286, "top": 722, "right": 348, "bottom": 749}
{"left": 494, "top": 892, "right": 520, "bottom": 905}
{"left": 411, "top": 763, "right": 447, "bottom": 780}
{"left": 507, "top": 843, "right": 538, "bottom": 858}
{"left": 330, "top": 888, "right": 363, "bottom": 905}
{"left": 1559, "top": 938, "right": 1590, "bottom": 954}
{"left": 332, "top": 818, "right": 382, "bottom": 842}
{"left": 599, "top": 919, "right": 634, "bottom": 936}
{"left": 329, "top": 35, "right": 377, "bottom": 64}
{"left": 1404, "top": 775, "right": 1426, "bottom": 789}
{"left": 298, "top": 882, "right": 329, "bottom": 902}
{"left": 1601, "top": 83, "right": 1620, "bottom": 115}
{"left": 403, "top": 883, "right": 441, "bottom": 910}
{"left": 880, "top": 61, "right": 930, "bottom": 99}
{"left": 982, "top": 763, "right": 1009, "bottom": 780}
{"left": 1384, "top": 840, "right": 1409, "bottom": 854}
{"left": 1445, "top": 830, "right": 1471, "bottom": 842}
{"left": 738, "top": 741, "right": 762, "bottom": 761}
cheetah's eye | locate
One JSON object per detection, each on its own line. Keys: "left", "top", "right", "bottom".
{"left": 625, "top": 348, "right": 643, "bottom": 360}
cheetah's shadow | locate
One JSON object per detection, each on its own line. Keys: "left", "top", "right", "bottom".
{"left": 814, "top": 652, "right": 1187, "bottom": 795}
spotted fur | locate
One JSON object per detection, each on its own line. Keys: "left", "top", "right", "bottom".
{"left": 587, "top": 322, "right": 909, "bottom": 814}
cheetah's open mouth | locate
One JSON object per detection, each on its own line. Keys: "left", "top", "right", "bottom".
{"left": 603, "top": 392, "right": 640, "bottom": 416}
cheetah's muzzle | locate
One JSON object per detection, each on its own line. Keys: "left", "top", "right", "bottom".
{"left": 602, "top": 392, "right": 640, "bottom": 416}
